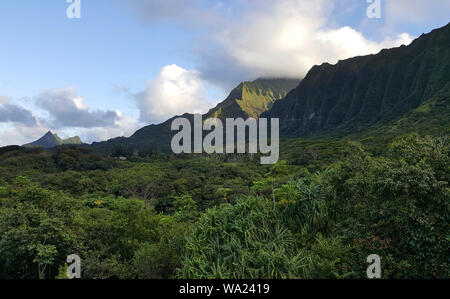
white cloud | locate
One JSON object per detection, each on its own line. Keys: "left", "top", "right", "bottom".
{"left": 130, "top": 0, "right": 420, "bottom": 90}
{"left": 315, "top": 26, "right": 413, "bottom": 60}
{"left": 211, "top": 0, "right": 413, "bottom": 80}
{"left": 136, "top": 64, "right": 215, "bottom": 123}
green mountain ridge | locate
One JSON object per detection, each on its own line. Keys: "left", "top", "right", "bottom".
{"left": 92, "top": 78, "right": 300, "bottom": 154}
{"left": 263, "top": 22, "right": 450, "bottom": 137}
{"left": 90, "top": 23, "right": 450, "bottom": 156}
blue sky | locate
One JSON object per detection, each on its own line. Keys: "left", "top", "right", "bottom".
{"left": 0, "top": 0, "right": 449, "bottom": 145}
{"left": 0, "top": 1, "right": 196, "bottom": 115}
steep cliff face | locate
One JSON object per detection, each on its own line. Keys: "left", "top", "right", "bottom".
{"left": 264, "top": 23, "right": 450, "bottom": 137}
{"left": 205, "top": 78, "right": 300, "bottom": 120}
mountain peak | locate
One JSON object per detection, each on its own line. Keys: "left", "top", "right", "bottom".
{"left": 24, "top": 131, "right": 83, "bottom": 148}
{"left": 205, "top": 78, "right": 300, "bottom": 119}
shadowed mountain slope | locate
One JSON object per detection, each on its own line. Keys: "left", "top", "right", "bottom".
{"left": 92, "top": 78, "right": 299, "bottom": 154}
{"left": 92, "top": 23, "right": 450, "bottom": 154}
{"left": 263, "top": 23, "right": 450, "bottom": 137}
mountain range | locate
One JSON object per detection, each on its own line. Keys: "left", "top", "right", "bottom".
{"left": 26, "top": 23, "right": 450, "bottom": 152}
{"left": 91, "top": 78, "right": 299, "bottom": 153}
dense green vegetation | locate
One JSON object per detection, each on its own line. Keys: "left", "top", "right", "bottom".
{"left": 0, "top": 133, "right": 448, "bottom": 279}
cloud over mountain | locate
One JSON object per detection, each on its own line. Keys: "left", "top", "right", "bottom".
{"left": 199, "top": 0, "right": 415, "bottom": 89}
{"left": 131, "top": 0, "right": 415, "bottom": 90}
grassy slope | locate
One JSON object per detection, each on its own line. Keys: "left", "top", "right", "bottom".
{"left": 205, "top": 78, "right": 300, "bottom": 119}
